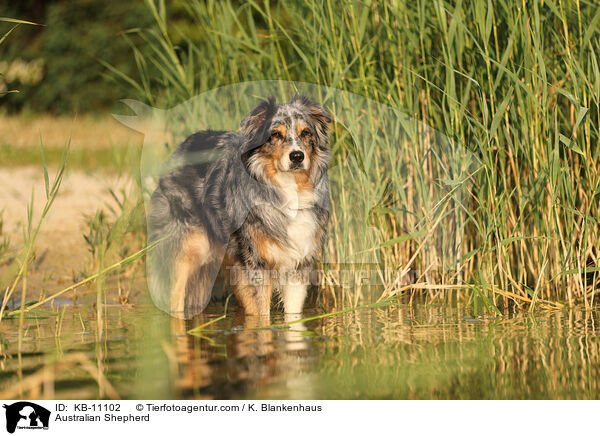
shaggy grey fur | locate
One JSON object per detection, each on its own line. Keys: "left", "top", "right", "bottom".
{"left": 147, "top": 95, "right": 331, "bottom": 318}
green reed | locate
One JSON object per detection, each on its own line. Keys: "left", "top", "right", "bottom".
{"left": 0, "top": 210, "right": 9, "bottom": 266}
{"left": 0, "top": 139, "right": 70, "bottom": 320}
{"left": 110, "top": 0, "right": 600, "bottom": 311}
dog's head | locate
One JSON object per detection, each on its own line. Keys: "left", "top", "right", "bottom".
{"left": 240, "top": 95, "right": 331, "bottom": 184}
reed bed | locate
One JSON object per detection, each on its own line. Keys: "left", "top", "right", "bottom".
{"left": 112, "top": 0, "right": 600, "bottom": 311}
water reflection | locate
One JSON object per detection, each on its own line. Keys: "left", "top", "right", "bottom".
{"left": 310, "top": 307, "right": 600, "bottom": 399}
{"left": 1, "top": 304, "right": 599, "bottom": 399}
{"left": 164, "top": 311, "right": 315, "bottom": 399}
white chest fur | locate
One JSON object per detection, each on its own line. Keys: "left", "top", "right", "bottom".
{"left": 273, "top": 173, "right": 319, "bottom": 268}
{"left": 285, "top": 208, "right": 317, "bottom": 261}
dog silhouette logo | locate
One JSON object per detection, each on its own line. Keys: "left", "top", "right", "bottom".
{"left": 2, "top": 402, "right": 50, "bottom": 433}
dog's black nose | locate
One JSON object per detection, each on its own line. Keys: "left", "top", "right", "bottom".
{"left": 289, "top": 150, "right": 304, "bottom": 164}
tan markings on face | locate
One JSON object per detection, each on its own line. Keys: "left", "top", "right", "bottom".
{"left": 295, "top": 122, "right": 314, "bottom": 160}
{"left": 261, "top": 156, "right": 279, "bottom": 182}
{"left": 256, "top": 124, "right": 289, "bottom": 181}
{"left": 296, "top": 122, "right": 309, "bottom": 137}
{"left": 272, "top": 124, "right": 287, "bottom": 139}
{"left": 257, "top": 144, "right": 286, "bottom": 184}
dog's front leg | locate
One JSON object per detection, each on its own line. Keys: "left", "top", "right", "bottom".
{"left": 232, "top": 268, "right": 273, "bottom": 317}
{"left": 280, "top": 270, "right": 309, "bottom": 314}
{"left": 253, "top": 280, "right": 273, "bottom": 317}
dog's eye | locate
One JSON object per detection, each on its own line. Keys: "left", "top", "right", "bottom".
{"left": 300, "top": 129, "right": 311, "bottom": 138}
{"left": 271, "top": 131, "right": 284, "bottom": 140}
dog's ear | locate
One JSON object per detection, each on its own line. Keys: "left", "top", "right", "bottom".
{"left": 240, "top": 97, "right": 277, "bottom": 152}
{"left": 291, "top": 94, "right": 332, "bottom": 147}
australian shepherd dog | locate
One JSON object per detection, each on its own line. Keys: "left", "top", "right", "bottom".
{"left": 147, "top": 95, "right": 331, "bottom": 319}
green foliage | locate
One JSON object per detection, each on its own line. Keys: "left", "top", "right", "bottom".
{"left": 116, "top": 0, "right": 600, "bottom": 308}
{"left": 2, "top": 0, "right": 599, "bottom": 309}
{"left": 0, "top": 0, "right": 154, "bottom": 113}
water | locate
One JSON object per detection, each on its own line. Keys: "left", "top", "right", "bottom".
{"left": 1, "top": 303, "right": 600, "bottom": 399}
